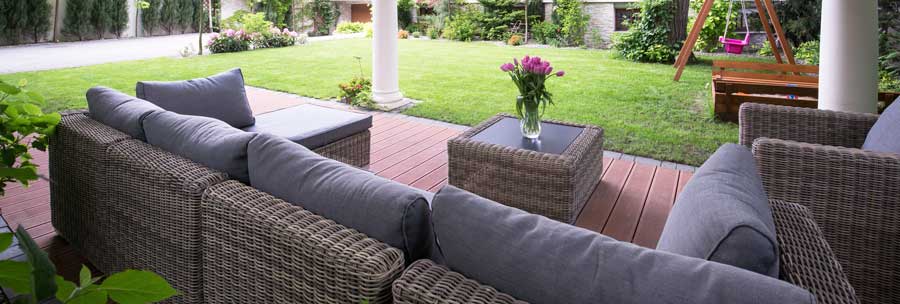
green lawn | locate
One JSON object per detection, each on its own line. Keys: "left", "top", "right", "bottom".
{"left": 0, "top": 38, "right": 737, "bottom": 165}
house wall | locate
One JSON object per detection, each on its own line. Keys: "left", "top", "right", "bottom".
{"left": 583, "top": 2, "right": 615, "bottom": 48}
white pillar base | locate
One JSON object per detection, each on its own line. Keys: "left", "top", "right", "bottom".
{"left": 372, "top": 89, "right": 404, "bottom": 104}
{"left": 372, "top": 0, "right": 404, "bottom": 107}
{"left": 818, "top": 0, "right": 879, "bottom": 113}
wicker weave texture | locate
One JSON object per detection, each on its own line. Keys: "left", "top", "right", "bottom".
{"left": 201, "top": 180, "right": 404, "bottom": 303}
{"left": 738, "top": 103, "right": 878, "bottom": 149}
{"left": 392, "top": 260, "right": 527, "bottom": 304}
{"left": 49, "top": 111, "right": 130, "bottom": 270}
{"left": 448, "top": 114, "right": 604, "bottom": 223}
{"left": 103, "top": 139, "right": 228, "bottom": 303}
{"left": 313, "top": 130, "right": 371, "bottom": 167}
{"left": 771, "top": 200, "right": 859, "bottom": 304}
{"left": 753, "top": 138, "right": 900, "bottom": 304}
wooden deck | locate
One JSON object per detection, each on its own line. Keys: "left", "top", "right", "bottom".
{"left": 0, "top": 88, "right": 694, "bottom": 284}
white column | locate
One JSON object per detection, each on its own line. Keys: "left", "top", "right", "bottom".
{"left": 818, "top": 0, "right": 879, "bottom": 113}
{"left": 372, "top": 0, "right": 404, "bottom": 104}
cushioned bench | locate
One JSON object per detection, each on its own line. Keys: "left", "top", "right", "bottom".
{"left": 243, "top": 104, "right": 372, "bottom": 167}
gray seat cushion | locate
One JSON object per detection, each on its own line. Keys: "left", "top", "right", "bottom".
{"left": 86, "top": 86, "right": 163, "bottom": 141}
{"left": 247, "top": 133, "right": 431, "bottom": 262}
{"left": 657, "top": 144, "right": 779, "bottom": 277}
{"left": 862, "top": 97, "right": 900, "bottom": 153}
{"left": 136, "top": 68, "right": 255, "bottom": 128}
{"left": 242, "top": 104, "right": 372, "bottom": 149}
{"left": 431, "top": 185, "right": 814, "bottom": 304}
{"left": 143, "top": 111, "right": 257, "bottom": 183}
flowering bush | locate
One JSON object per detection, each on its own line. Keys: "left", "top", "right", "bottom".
{"left": 208, "top": 29, "right": 251, "bottom": 53}
{"left": 398, "top": 30, "right": 410, "bottom": 39}
{"left": 338, "top": 77, "right": 375, "bottom": 108}
{"left": 507, "top": 34, "right": 523, "bottom": 46}
{"left": 253, "top": 27, "right": 301, "bottom": 49}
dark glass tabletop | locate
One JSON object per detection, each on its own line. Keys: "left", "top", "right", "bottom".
{"left": 469, "top": 117, "right": 584, "bottom": 155}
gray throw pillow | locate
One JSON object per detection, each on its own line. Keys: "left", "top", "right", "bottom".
{"left": 862, "top": 97, "right": 900, "bottom": 153}
{"left": 86, "top": 86, "right": 163, "bottom": 141}
{"left": 431, "top": 185, "right": 813, "bottom": 304}
{"left": 657, "top": 144, "right": 779, "bottom": 278}
{"left": 143, "top": 111, "right": 256, "bottom": 183}
{"left": 136, "top": 68, "right": 255, "bottom": 128}
{"left": 247, "top": 133, "right": 432, "bottom": 263}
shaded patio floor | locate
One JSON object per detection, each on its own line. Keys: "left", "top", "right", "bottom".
{"left": 0, "top": 87, "right": 695, "bottom": 283}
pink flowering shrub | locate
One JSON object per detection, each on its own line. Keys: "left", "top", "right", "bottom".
{"left": 253, "top": 27, "right": 301, "bottom": 49}
{"left": 208, "top": 29, "right": 251, "bottom": 53}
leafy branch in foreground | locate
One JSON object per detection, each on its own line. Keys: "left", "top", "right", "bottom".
{"left": 0, "top": 79, "right": 60, "bottom": 196}
{"left": 0, "top": 227, "right": 178, "bottom": 304}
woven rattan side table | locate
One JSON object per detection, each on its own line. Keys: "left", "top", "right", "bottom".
{"left": 448, "top": 114, "right": 604, "bottom": 223}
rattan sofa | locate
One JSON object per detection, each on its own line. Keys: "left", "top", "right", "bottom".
{"left": 740, "top": 103, "right": 900, "bottom": 304}
{"left": 49, "top": 110, "right": 404, "bottom": 303}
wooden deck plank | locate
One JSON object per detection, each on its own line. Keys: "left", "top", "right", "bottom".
{"left": 410, "top": 163, "right": 449, "bottom": 191}
{"left": 1, "top": 192, "right": 50, "bottom": 213}
{"left": 632, "top": 167, "right": 680, "bottom": 248}
{"left": 370, "top": 120, "right": 420, "bottom": 143}
{"left": 373, "top": 130, "right": 457, "bottom": 178}
{"left": 676, "top": 171, "right": 693, "bottom": 200}
{"left": 370, "top": 125, "right": 445, "bottom": 160}
{"left": 392, "top": 152, "right": 448, "bottom": 186}
{"left": 602, "top": 163, "right": 657, "bottom": 242}
{"left": 574, "top": 159, "right": 635, "bottom": 233}
{"left": 3, "top": 203, "right": 50, "bottom": 224}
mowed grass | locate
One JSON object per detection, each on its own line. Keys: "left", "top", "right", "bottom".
{"left": 0, "top": 38, "right": 737, "bottom": 165}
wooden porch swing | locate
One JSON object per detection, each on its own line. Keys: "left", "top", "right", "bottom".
{"left": 672, "top": 0, "right": 899, "bottom": 122}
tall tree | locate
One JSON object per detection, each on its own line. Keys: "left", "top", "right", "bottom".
{"left": 110, "top": 0, "right": 129, "bottom": 38}
{"left": 4, "top": 0, "right": 29, "bottom": 43}
{"left": 90, "top": 0, "right": 112, "bottom": 39}
{"left": 192, "top": 0, "right": 205, "bottom": 32}
{"left": 141, "top": 0, "right": 162, "bottom": 36}
{"left": 669, "top": 0, "right": 689, "bottom": 45}
{"left": 159, "top": 0, "right": 180, "bottom": 34}
{"left": 775, "top": 0, "right": 821, "bottom": 46}
{"left": 177, "top": 0, "right": 194, "bottom": 33}
{"left": 26, "top": 0, "right": 52, "bottom": 43}
{"left": 63, "top": 0, "right": 94, "bottom": 41}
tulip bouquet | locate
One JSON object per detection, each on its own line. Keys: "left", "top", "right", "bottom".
{"left": 500, "top": 55, "right": 565, "bottom": 138}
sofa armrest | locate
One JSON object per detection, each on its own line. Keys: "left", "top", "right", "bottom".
{"left": 770, "top": 200, "right": 859, "bottom": 304}
{"left": 739, "top": 103, "right": 878, "bottom": 148}
{"left": 753, "top": 138, "right": 900, "bottom": 303}
{"left": 201, "top": 180, "right": 405, "bottom": 303}
{"left": 392, "top": 260, "right": 527, "bottom": 304}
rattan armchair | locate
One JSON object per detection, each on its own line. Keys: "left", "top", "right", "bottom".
{"left": 739, "top": 103, "right": 900, "bottom": 304}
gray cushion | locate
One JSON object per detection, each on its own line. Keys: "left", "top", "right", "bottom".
{"left": 247, "top": 133, "right": 431, "bottom": 262}
{"left": 431, "top": 185, "right": 814, "bottom": 304}
{"left": 136, "top": 68, "right": 255, "bottom": 128}
{"left": 143, "top": 111, "right": 256, "bottom": 183}
{"left": 656, "top": 144, "right": 779, "bottom": 277}
{"left": 242, "top": 104, "right": 372, "bottom": 149}
{"left": 862, "top": 97, "right": 900, "bottom": 153}
{"left": 86, "top": 86, "right": 163, "bottom": 141}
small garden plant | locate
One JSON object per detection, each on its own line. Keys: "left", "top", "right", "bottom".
{"left": 0, "top": 80, "right": 60, "bottom": 195}
{"left": 336, "top": 22, "right": 367, "bottom": 34}
{"left": 338, "top": 56, "right": 376, "bottom": 109}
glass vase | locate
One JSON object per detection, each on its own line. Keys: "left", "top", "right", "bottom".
{"left": 518, "top": 96, "right": 542, "bottom": 139}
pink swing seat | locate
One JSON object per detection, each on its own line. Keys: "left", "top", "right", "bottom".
{"left": 719, "top": 32, "right": 751, "bottom": 54}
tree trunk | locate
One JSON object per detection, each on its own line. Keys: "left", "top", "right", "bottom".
{"left": 670, "top": 0, "right": 689, "bottom": 45}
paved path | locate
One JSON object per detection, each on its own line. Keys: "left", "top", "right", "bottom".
{"left": 0, "top": 33, "right": 363, "bottom": 74}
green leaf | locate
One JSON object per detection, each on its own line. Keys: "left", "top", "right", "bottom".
{"left": 0, "top": 232, "right": 11, "bottom": 252}
{"left": 79, "top": 265, "right": 92, "bottom": 288}
{"left": 0, "top": 260, "right": 33, "bottom": 294}
{"left": 25, "top": 91, "right": 45, "bottom": 105}
{"left": 15, "top": 226, "right": 58, "bottom": 301}
{"left": 101, "top": 270, "right": 178, "bottom": 304}
{"left": 0, "top": 81, "right": 20, "bottom": 95}
{"left": 0, "top": 167, "right": 39, "bottom": 182}
{"left": 56, "top": 275, "right": 77, "bottom": 301}
{"left": 68, "top": 285, "right": 108, "bottom": 304}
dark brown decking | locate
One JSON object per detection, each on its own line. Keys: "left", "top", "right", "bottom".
{"left": 0, "top": 89, "right": 693, "bottom": 283}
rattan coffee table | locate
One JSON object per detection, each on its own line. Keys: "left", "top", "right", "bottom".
{"left": 448, "top": 114, "right": 604, "bottom": 223}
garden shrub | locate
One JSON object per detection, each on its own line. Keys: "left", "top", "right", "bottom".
{"left": 311, "top": 0, "right": 339, "bottom": 35}
{"left": 208, "top": 29, "right": 251, "bottom": 53}
{"left": 426, "top": 27, "right": 439, "bottom": 39}
{"left": 26, "top": 0, "right": 52, "bottom": 43}
{"left": 507, "top": 34, "right": 522, "bottom": 46}
{"left": 412, "top": 31, "right": 421, "bottom": 38}
{"left": 794, "top": 40, "right": 819, "bottom": 65}
{"left": 176, "top": 0, "right": 195, "bottom": 33}
{"left": 336, "top": 21, "right": 366, "bottom": 33}
{"left": 422, "top": 15, "right": 444, "bottom": 38}
{"left": 252, "top": 27, "right": 300, "bottom": 48}
{"left": 398, "top": 0, "right": 415, "bottom": 29}
{"left": 613, "top": 0, "right": 678, "bottom": 63}
{"left": 552, "top": 0, "right": 588, "bottom": 46}
{"left": 689, "top": 0, "right": 738, "bottom": 52}
{"left": 443, "top": 6, "right": 481, "bottom": 41}
{"left": 110, "top": 0, "right": 130, "bottom": 38}
{"left": 0, "top": 0, "right": 28, "bottom": 43}
{"left": 398, "top": 30, "right": 410, "bottom": 39}
{"left": 531, "top": 20, "right": 560, "bottom": 45}
{"left": 91, "top": 0, "right": 113, "bottom": 39}
{"left": 160, "top": 0, "right": 180, "bottom": 34}
{"left": 775, "top": 0, "right": 820, "bottom": 47}
{"left": 254, "top": 0, "right": 293, "bottom": 28}
{"left": 222, "top": 11, "right": 274, "bottom": 35}
{"left": 478, "top": 0, "right": 526, "bottom": 41}
{"left": 339, "top": 77, "right": 375, "bottom": 108}
{"left": 63, "top": 0, "right": 94, "bottom": 40}
{"left": 141, "top": 0, "right": 162, "bottom": 35}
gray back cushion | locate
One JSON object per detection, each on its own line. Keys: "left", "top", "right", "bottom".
{"left": 247, "top": 133, "right": 432, "bottom": 262}
{"left": 135, "top": 68, "right": 255, "bottom": 128}
{"left": 657, "top": 144, "right": 779, "bottom": 277}
{"left": 143, "top": 111, "right": 256, "bottom": 183}
{"left": 862, "top": 97, "right": 900, "bottom": 153}
{"left": 432, "top": 185, "right": 814, "bottom": 304}
{"left": 86, "top": 86, "right": 163, "bottom": 141}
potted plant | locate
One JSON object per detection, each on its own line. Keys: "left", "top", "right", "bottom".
{"left": 500, "top": 56, "right": 565, "bottom": 138}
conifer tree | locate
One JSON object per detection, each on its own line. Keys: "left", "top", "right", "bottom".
{"left": 63, "top": 0, "right": 94, "bottom": 41}
{"left": 159, "top": 0, "right": 179, "bottom": 34}
{"left": 26, "top": 0, "right": 52, "bottom": 43}
{"left": 110, "top": 0, "right": 130, "bottom": 38}
{"left": 141, "top": 0, "right": 161, "bottom": 35}
{"left": 91, "top": 0, "right": 113, "bottom": 38}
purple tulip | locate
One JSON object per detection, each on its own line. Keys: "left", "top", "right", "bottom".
{"left": 556, "top": 70, "right": 565, "bottom": 77}
{"left": 500, "top": 63, "right": 514, "bottom": 72}
{"left": 544, "top": 66, "right": 553, "bottom": 75}
{"left": 532, "top": 57, "right": 542, "bottom": 65}
{"left": 513, "top": 58, "right": 518, "bottom": 66}
{"left": 522, "top": 56, "right": 531, "bottom": 65}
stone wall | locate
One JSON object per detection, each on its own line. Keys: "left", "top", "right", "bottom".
{"left": 582, "top": 2, "right": 615, "bottom": 48}
{"left": 337, "top": 2, "right": 353, "bottom": 24}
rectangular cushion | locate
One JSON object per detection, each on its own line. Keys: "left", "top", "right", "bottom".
{"left": 242, "top": 104, "right": 372, "bottom": 149}
{"left": 86, "top": 86, "right": 163, "bottom": 141}
{"left": 136, "top": 68, "right": 255, "bottom": 128}
{"left": 862, "top": 97, "right": 900, "bottom": 153}
{"left": 657, "top": 144, "right": 779, "bottom": 277}
{"left": 143, "top": 111, "right": 256, "bottom": 183}
{"left": 431, "top": 185, "right": 814, "bottom": 304}
{"left": 247, "top": 133, "right": 431, "bottom": 263}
